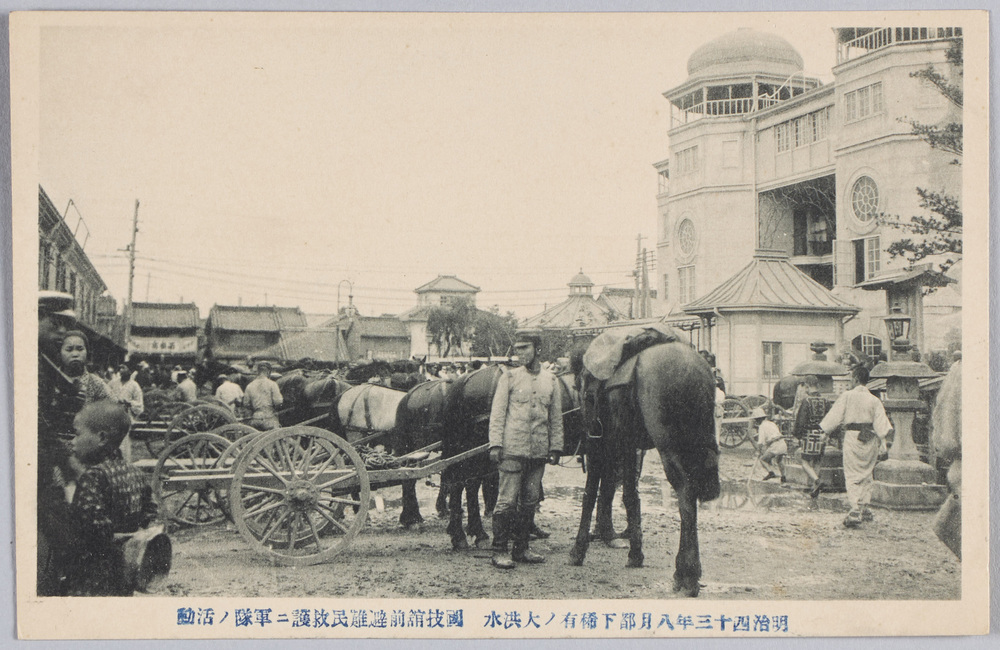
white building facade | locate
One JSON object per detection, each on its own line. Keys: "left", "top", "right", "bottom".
{"left": 656, "top": 27, "right": 963, "bottom": 383}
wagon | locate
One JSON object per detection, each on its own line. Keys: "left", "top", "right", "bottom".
{"left": 145, "top": 422, "right": 489, "bottom": 565}
{"left": 718, "top": 394, "right": 773, "bottom": 448}
{"left": 131, "top": 399, "right": 239, "bottom": 458}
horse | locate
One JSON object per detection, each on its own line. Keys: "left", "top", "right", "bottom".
{"left": 772, "top": 374, "right": 803, "bottom": 411}
{"left": 330, "top": 382, "right": 412, "bottom": 522}
{"left": 390, "top": 378, "right": 452, "bottom": 527}
{"left": 438, "top": 365, "right": 583, "bottom": 551}
{"left": 277, "top": 370, "right": 352, "bottom": 429}
{"left": 345, "top": 360, "right": 394, "bottom": 385}
{"left": 568, "top": 340, "right": 719, "bottom": 598}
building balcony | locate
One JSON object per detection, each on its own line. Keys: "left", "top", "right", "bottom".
{"left": 835, "top": 27, "right": 963, "bottom": 65}
{"left": 791, "top": 253, "right": 833, "bottom": 267}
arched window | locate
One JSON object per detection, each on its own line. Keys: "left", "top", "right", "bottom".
{"left": 852, "top": 333, "right": 883, "bottom": 359}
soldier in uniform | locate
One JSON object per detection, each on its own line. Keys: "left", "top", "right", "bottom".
{"left": 487, "top": 330, "right": 563, "bottom": 569}
{"left": 244, "top": 361, "right": 284, "bottom": 431}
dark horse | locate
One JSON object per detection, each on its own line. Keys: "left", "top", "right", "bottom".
{"left": 439, "top": 365, "right": 583, "bottom": 551}
{"left": 569, "top": 341, "right": 719, "bottom": 597}
{"left": 276, "top": 370, "right": 353, "bottom": 429}
{"left": 389, "top": 378, "right": 451, "bottom": 527}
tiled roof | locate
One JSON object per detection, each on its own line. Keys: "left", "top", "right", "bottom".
{"left": 396, "top": 304, "right": 433, "bottom": 322}
{"left": 208, "top": 305, "right": 308, "bottom": 332}
{"left": 131, "top": 302, "right": 200, "bottom": 329}
{"left": 257, "top": 328, "right": 348, "bottom": 363}
{"left": 413, "top": 275, "right": 481, "bottom": 294}
{"left": 683, "top": 250, "right": 860, "bottom": 315}
{"left": 521, "top": 295, "right": 616, "bottom": 329}
{"left": 351, "top": 316, "right": 410, "bottom": 339}
{"left": 304, "top": 313, "right": 339, "bottom": 328}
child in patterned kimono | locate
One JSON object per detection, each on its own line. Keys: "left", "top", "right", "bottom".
{"left": 63, "top": 400, "right": 157, "bottom": 596}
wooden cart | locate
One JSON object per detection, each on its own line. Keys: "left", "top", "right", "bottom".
{"left": 146, "top": 424, "right": 487, "bottom": 566}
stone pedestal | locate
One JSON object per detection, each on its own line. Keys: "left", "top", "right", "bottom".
{"left": 871, "top": 458, "right": 946, "bottom": 510}
{"left": 870, "top": 354, "right": 946, "bottom": 510}
{"left": 783, "top": 449, "right": 845, "bottom": 491}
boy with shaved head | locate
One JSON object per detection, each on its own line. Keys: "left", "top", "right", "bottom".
{"left": 60, "top": 401, "right": 157, "bottom": 596}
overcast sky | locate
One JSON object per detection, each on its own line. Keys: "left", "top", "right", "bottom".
{"left": 38, "top": 12, "right": 839, "bottom": 319}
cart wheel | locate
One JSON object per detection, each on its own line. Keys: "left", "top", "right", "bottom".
{"left": 741, "top": 394, "right": 771, "bottom": 414}
{"left": 211, "top": 422, "right": 259, "bottom": 444}
{"left": 719, "top": 398, "right": 750, "bottom": 448}
{"left": 230, "top": 426, "right": 370, "bottom": 566}
{"left": 152, "top": 432, "right": 231, "bottom": 527}
{"left": 216, "top": 430, "right": 265, "bottom": 521}
{"left": 146, "top": 404, "right": 237, "bottom": 458}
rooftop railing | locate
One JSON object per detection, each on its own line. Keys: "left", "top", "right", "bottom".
{"left": 836, "top": 27, "right": 962, "bottom": 64}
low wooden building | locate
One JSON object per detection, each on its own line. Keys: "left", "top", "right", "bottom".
{"left": 684, "top": 249, "right": 860, "bottom": 396}
{"left": 206, "top": 305, "right": 308, "bottom": 363}
{"left": 127, "top": 302, "right": 201, "bottom": 364}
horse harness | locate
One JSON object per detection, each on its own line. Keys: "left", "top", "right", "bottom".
{"left": 344, "top": 383, "right": 376, "bottom": 431}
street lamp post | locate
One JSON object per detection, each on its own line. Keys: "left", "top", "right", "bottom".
{"left": 336, "top": 279, "right": 354, "bottom": 366}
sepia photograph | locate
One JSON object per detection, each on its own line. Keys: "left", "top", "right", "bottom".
{"left": 10, "top": 9, "right": 990, "bottom": 639}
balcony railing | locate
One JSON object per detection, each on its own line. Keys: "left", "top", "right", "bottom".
{"left": 836, "top": 27, "right": 962, "bottom": 64}
{"left": 671, "top": 88, "right": 805, "bottom": 127}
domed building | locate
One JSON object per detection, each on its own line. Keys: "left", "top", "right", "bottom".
{"left": 654, "top": 26, "right": 962, "bottom": 394}
{"left": 521, "top": 271, "right": 625, "bottom": 331}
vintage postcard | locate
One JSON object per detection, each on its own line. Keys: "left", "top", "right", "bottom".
{"left": 10, "top": 10, "right": 989, "bottom": 638}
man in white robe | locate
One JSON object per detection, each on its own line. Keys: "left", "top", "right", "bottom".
{"left": 820, "top": 364, "right": 893, "bottom": 527}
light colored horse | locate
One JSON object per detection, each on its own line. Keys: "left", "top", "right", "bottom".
{"left": 335, "top": 383, "right": 407, "bottom": 441}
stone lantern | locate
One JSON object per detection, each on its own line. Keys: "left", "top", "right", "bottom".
{"left": 869, "top": 313, "right": 946, "bottom": 510}
{"left": 791, "top": 341, "right": 847, "bottom": 397}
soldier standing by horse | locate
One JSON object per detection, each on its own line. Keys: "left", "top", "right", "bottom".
{"left": 487, "top": 330, "right": 563, "bottom": 570}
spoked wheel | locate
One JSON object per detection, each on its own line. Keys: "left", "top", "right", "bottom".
{"left": 146, "top": 404, "right": 237, "bottom": 458}
{"left": 741, "top": 395, "right": 771, "bottom": 414}
{"left": 152, "top": 432, "right": 231, "bottom": 527}
{"left": 719, "top": 398, "right": 751, "bottom": 448}
{"left": 212, "top": 422, "right": 259, "bottom": 444}
{"left": 216, "top": 429, "right": 265, "bottom": 520}
{"left": 229, "top": 426, "right": 370, "bottom": 566}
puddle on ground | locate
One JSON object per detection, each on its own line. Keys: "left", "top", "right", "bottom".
{"left": 542, "top": 479, "right": 850, "bottom": 514}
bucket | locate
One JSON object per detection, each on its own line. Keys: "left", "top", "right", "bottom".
{"left": 119, "top": 524, "right": 172, "bottom": 592}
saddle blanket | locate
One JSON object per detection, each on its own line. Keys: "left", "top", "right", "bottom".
{"left": 583, "top": 323, "right": 680, "bottom": 381}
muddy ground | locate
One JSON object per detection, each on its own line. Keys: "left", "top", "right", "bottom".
{"left": 150, "top": 445, "right": 960, "bottom": 600}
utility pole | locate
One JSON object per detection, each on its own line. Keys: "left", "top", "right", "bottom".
{"left": 641, "top": 247, "right": 651, "bottom": 319}
{"left": 123, "top": 200, "right": 139, "bottom": 360}
{"left": 634, "top": 234, "right": 645, "bottom": 318}
{"left": 145, "top": 272, "right": 151, "bottom": 301}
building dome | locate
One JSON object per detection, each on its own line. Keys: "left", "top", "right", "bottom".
{"left": 687, "top": 28, "right": 803, "bottom": 78}
{"left": 569, "top": 270, "right": 593, "bottom": 287}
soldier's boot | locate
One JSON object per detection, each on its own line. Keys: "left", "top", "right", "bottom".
{"left": 512, "top": 511, "right": 545, "bottom": 564}
{"left": 528, "top": 520, "right": 550, "bottom": 540}
{"left": 490, "top": 511, "right": 515, "bottom": 570}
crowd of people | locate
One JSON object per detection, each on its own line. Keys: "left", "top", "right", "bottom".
{"left": 36, "top": 291, "right": 263, "bottom": 596}
{"left": 35, "top": 289, "right": 958, "bottom": 594}
{"left": 37, "top": 292, "right": 157, "bottom": 596}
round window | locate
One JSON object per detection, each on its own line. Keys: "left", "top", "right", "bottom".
{"left": 678, "top": 219, "right": 697, "bottom": 257}
{"left": 851, "top": 176, "right": 880, "bottom": 223}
